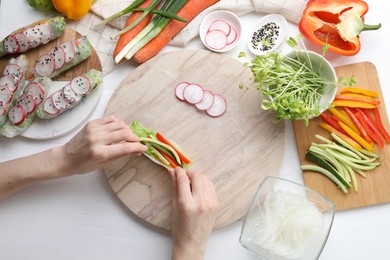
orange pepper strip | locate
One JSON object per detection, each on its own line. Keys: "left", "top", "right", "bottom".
{"left": 334, "top": 94, "right": 380, "bottom": 106}
{"left": 373, "top": 107, "right": 390, "bottom": 143}
{"left": 338, "top": 121, "right": 374, "bottom": 152}
{"left": 320, "top": 122, "right": 362, "bottom": 150}
{"left": 343, "top": 107, "right": 372, "bottom": 143}
{"left": 332, "top": 100, "right": 376, "bottom": 109}
{"left": 329, "top": 107, "right": 360, "bottom": 134}
{"left": 339, "top": 87, "right": 379, "bottom": 98}
{"left": 338, "top": 92, "right": 377, "bottom": 100}
{"left": 355, "top": 109, "right": 384, "bottom": 149}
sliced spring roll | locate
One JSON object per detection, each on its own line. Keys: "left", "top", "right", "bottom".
{"left": 0, "top": 16, "right": 66, "bottom": 57}
{"left": 0, "top": 77, "right": 52, "bottom": 138}
{"left": 0, "top": 54, "right": 28, "bottom": 127}
{"left": 33, "top": 36, "right": 93, "bottom": 79}
{"left": 36, "top": 69, "right": 103, "bottom": 119}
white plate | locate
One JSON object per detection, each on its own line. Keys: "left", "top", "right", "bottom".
{"left": 20, "top": 80, "right": 103, "bottom": 140}
{"left": 247, "top": 14, "right": 288, "bottom": 56}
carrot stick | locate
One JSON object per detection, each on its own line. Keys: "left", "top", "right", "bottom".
{"left": 133, "top": 0, "right": 220, "bottom": 63}
{"left": 113, "top": 0, "right": 155, "bottom": 59}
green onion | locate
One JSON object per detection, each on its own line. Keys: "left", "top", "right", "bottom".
{"left": 115, "top": 0, "right": 188, "bottom": 63}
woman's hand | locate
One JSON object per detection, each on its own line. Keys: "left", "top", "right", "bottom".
{"left": 169, "top": 167, "right": 220, "bottom": 260}
{"left": 62, "top": 115, "right": 147, "bottom": 174}
{"left": 0, "top": 115, "right": 147, "bottom": 200}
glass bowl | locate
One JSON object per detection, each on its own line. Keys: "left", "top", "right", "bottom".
{"left": 239, "top": 176, "right": 335, "bottom": 260}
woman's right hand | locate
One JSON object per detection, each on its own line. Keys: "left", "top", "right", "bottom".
{"left": 169, "top": 167, "right": 220, "bottom": 260}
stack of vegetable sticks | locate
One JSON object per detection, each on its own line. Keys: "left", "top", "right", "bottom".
{"left": 95, "top": 0, "right": 220, "bottom": 64}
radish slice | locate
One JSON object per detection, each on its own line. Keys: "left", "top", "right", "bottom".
{"left": 175, "top": 81, "right": 190, "bottom": 101}
{"left": 205, "top": 30, "right": 227, "bottom": 50}
{"left": 16, "top": 93, "right": 37, "bottom": 115}
{"left": 195, "top": 90, "right": 215, "bottom": 111}
{"left": 61, "top": 41, "right": 76, "bottom": 63}
{"left": 226, "top": 26, "right": 238, "bottom": 45}
{"left": 3, "top": 64, "right": 23, "bottom": 82}
{"left": 14, "top": 32, "right": 30, "bottom": 53}
{"left": 209, "top": 20, "right": 231, "bottom": 35}
{"left": 35, "top": 53, "right": 55, "bottom": 77}
{"left": 63, "top": 83, "right": 81, "bottom": 103}
{"left": 23, "top": 27, "right": 41, "bottom": 48}
{"left": 35, "top": 23, "right": 52, "bottom": 45}
{"left": 48, "top": 46, "right": 66, "bottom": 69}
{"left": 8, "top": 105, "right": 26, "bottom": 125}
{"left": 43, "top": 96, "right": 60, "bottom": 115}
{"left": 206, "top": 94, "right": 227, "bottom": 117}
{"left": 183, "top": 83, "right": 204, "bottom": 104}
{"left": 23, "top": 82, "right": 45, "bottom": 105}
{"left": 0, "top": 85, "right": 13, "bottom": 104}
{"left": 3, "top": 35, "right": 19, "bottom": 54}
{"left": 71, "top": 75, "right": 92, "bottom": 96}
{"left": 52, "top": 90, "right": 71, "bottom": 110}
{"left": 0, "top": 103, "right": 6, "bottom": 116}
{"left": 0, "top": 75, "right": 18, "bottom": 92}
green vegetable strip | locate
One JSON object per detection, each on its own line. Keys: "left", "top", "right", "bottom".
{"left": 110, "top": 0, "right": 162, "bottom": 39}
{"left": 94, "top": 0, "right": 146, "bottom": 28}
{"left": 301, "top": 165, "right": 348, "bottom": 193}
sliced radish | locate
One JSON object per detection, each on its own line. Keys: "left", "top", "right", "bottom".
{"left": 42, "top": 97, "right": 60, "bottom": 115}
{"left": 183, "top": 83, "right": 204, "bottom": 104}
{"left": 205, "top": 30, "right": 227, "bottom": 50}
{"left": 209, "top": 20, "right": 231, "bottom": 35}
{"left": 24, "top": 82, "right": 45, "bottom": 105}
{"left": 52, "top": 90, "right": 71, "bottom": 110}
{"left": 35, "top": 53, "right": 55, "bottom": 77}
{"left": 0, "top": 103, "right": 6, "bottom": 116}
{"left": 48, "top": 45, "right": 66, "bottom": 69}
{"left": 195, "top": 90, "right": 215, "bottom": 111}
{"left": 175, "top": 81, "right": 190, "bottom": 101}
{"left": 63, "top": 83, "right": 81, "bottom": 103}
{"left": 23, "top": 27, "right": 41, "bottom": 48}
{"left": 3, "top": 35, "right": 19, "bottom": 54}
{"left": 0, "top": 75, "right": 18, "bottom": 92}
{"left": 8, "top": 105, "right": 26, "bottom": 125}
{"left": 226, "top": 26, "right": 238, "bottom": 45}
{"left": 61, "top": 41, "right": 76, "bottom": 63}
{"left": 35, "top": 23, "right": 52, "bottom": 45}
{"left": 16, "top": 93, "right": 37, "bottom": 115}
{"left": 0, "top": 85, "right": 13, "bottom": 104}
{"left": 70, "top": 75, "right": 91, "bottom": 96}
{"left": 14, "top": 32, "right": 30, "bottom": 53}
{"left": 2, "top": 64, "right": 23, "bottom": 82}
{"left": 206, "top": 94, "right": 227, "bottom": 117}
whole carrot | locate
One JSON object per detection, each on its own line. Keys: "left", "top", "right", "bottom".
{"left": 133, "top": 0, "right": 220, "bottom": 63}
{"left": 113, "top": 0, "right": 155, "bottom": 59}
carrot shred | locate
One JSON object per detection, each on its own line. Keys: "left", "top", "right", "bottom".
{"left": 156, "top": 132, "right": 191, "bottom": 165}
{"left": 113, "top": 0, "right": 155, "bottom": 59}
{"left": 133, "top": 0, "right": 220, "bottom": 63}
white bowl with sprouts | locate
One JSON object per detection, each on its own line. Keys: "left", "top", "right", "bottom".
{"left": 239, "top": 177, "right": 335, "bottom": 260}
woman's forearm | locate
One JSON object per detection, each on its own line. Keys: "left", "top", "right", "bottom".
{"left": 0, "top": 145, "right": 70, "bottom": 200}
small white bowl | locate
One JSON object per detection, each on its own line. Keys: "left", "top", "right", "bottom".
{"left": 199, "top": 10, "right": 242, "bottom": 53}
{"left": 247, "top": 14, "right": 288, "bottom": 56}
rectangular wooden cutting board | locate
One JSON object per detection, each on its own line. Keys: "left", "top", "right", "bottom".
{"left": 293, "top": 62, "right": 390, "bottom": 211}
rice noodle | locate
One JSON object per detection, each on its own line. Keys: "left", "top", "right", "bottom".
{"left": 251, "top": 190, "right": 323, "bottom": 259}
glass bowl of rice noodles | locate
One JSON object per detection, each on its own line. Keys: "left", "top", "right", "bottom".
{"left": 239, "top": 176, "right": 335, "bottom": 260}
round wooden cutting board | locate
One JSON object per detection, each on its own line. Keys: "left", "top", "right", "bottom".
{"left": 103, "top": 49, "right": 285, "bottom": 230}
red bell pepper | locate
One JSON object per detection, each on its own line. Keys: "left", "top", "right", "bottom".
{"left": 355, "top": 108, "right": 384, "bottom": 149}
{"left": 299, "top": 0, "right": 381, "bottom": 56}
{"left": 373, "top": 107, "right": 390, "bottom": 143}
